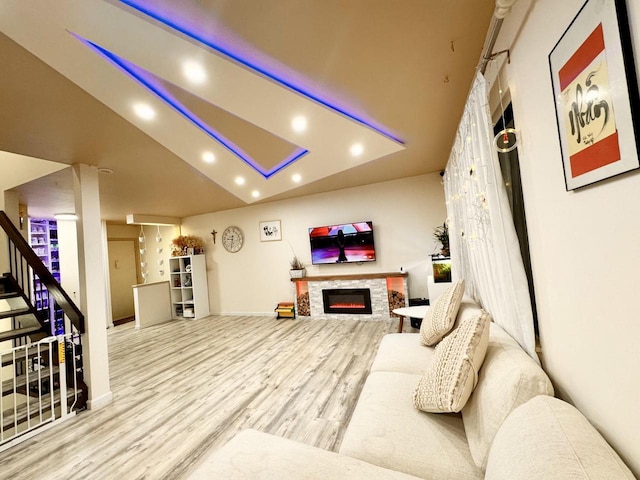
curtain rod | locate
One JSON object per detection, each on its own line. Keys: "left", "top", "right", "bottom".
{"left": 478, "top": 0, "right": 518, "bottom": 74}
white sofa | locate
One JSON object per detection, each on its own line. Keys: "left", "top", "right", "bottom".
{"left": 189, "top": 298, "right": 635, "bottom": 479}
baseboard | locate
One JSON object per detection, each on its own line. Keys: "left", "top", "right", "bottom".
{"left": 87, "top": 390, "right": 114, "bottom": 410}
{"left": 214, "top": 311, "right": 277, "bottom": 317}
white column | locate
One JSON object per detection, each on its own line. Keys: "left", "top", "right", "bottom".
{"left": 72, "top": 164, "right": 112, "bottom": 410}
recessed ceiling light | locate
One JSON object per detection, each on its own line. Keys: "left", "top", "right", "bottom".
{"left": 183, "top": 61, "right": 207, "bottom": 84}
{"left": 235, "top": 176, "right": 245, "bottom": 186}
{"left": 350, "top": 143, "right": 364, "bottom": 157}
{"left": 54, "top": 213, "right": 78, "bottom": 221}
{"left": 133, "top": 103, "right": 155, "bottom": 120}
{"left": 97, "top": 167, "right": 114, "bottom": 175}
{"left": 202, "top": 151, "right": 216, "bottom": 163}
{"left": 292, "top": 173, "right": 302, "bottom": 183}
{"left": 291, "top": 115, "right": 308, "bottom": 133}
{"left": 251, "top": 190, "right": 260, "bottom": 198}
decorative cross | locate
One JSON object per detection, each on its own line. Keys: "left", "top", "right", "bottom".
{"left": 211, "top": 229, "right": 217, "bottom": 244}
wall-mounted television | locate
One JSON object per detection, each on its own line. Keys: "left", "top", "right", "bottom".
{"left": 309, "top": 221, "right": 376, "bottom": 265}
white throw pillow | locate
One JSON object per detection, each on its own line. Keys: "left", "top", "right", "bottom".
{"left": 420, "top": 279, "right": 465, "bottom": 346}
{"left": 413, "top": 310, "right": 490, "bottom": 413}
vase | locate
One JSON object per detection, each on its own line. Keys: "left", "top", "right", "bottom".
{"left": 290, "top": 268, "right": 306, "bottom": 279}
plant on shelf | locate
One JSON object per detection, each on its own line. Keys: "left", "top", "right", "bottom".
{"left": 289, "top": 256, "right": 306, "bottom": 278}
{"left": 171, "top": 235, "right": 205, "bottom": 256}
{"left": 433, "top": 222, "right": 450, "bottom": 257}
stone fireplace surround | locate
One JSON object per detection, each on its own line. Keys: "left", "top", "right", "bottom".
{"left": 292, "top": 272, "right": 408, "bottom": 321}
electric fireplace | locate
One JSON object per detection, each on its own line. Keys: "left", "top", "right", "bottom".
{"left": 322, "top": 288, "right": 373, "bottom": 315}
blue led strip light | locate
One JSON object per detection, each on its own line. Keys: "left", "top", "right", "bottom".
{"left": 116, "top": 0, "right": 404, "bottom": 145}
{"left": 73, "top": 34, "right": 308, "bottom": 179}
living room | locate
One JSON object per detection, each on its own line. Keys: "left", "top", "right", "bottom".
{"left": 1, "top": 0, "right": 639, "bottom": 477}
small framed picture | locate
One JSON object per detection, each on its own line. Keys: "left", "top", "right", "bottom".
{"left": 259, "top": 220, "right": 282, "bottom": 242}
{"left": 549, "top": 0, "right": 640, "bottom": 190}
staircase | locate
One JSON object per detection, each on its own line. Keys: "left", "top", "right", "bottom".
{"left": 0, "top": 273, "right": 46, "bottom": 344}
{"left": 0, "top": 211, "right": 87, "bottom": 451}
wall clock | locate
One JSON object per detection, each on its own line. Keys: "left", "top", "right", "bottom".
{"left": 221, "top": 226, "right": 243, "bottom": 253}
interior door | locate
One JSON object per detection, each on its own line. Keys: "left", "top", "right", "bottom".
{"left": 107, "top": 239, "right": 138, "bottom": 322}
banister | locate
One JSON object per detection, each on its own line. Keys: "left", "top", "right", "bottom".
{"left": 0, "top": 211, "right": 85, "bottom": 334}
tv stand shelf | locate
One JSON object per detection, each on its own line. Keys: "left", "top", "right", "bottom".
{"left": 290, "top": 272, "right": 407, "bottom": 283}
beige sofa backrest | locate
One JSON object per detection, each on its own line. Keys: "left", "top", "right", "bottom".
{"left": 462, "top": 321, "right": 554, "bottom": 470}
{"left": 485, "top": 395, "right": 635, "bottom": 479}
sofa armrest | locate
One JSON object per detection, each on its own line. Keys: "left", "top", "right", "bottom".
{"left": 188, "top": 429, "right": 424, "bottom": 480}
{"left": 485, "top": 395, "right": 635, "bottom": 479}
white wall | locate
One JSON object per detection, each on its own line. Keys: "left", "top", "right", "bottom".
{"left": 498, "top": 0, "right": 640, "bottom": 473}
{"left": 181, "top": 174, "right": 447, "bottom": 315}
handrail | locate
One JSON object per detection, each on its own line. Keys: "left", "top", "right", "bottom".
{"left": 0, "top": 211, "right": 85, "bottom": 334}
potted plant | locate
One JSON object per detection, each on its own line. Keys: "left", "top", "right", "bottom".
{"left": 171, "top": 235, "right": 205, "bottom": 256}
{"left": 433, "top": 222, "right": 450, "bottom": 257}
{"left": 289, "top": 256, "right": 306, "bottom": 278}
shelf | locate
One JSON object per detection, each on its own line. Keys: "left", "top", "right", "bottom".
{"left": 169, "top": 255, "right": 208, "bottom": 320}
{"left": 291, "top": 271, "right": 408, "bottom": 283}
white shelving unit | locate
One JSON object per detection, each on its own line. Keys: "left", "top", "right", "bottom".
{"left": 169, "top": 255, "right": 210, "bottom": 320}
{"left": 28, "top": 218, "right": 63, "bottom": 335}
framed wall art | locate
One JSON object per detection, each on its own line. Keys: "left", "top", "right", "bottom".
{"left": 549, "top": 0, "right": 640, "bottom": 190}
{"left": 259, "top": 220, "right": 281, "bottom": 242}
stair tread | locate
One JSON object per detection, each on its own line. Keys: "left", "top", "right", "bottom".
{"left": 0, "top": 307, "right": 32, "bottom": 320}
{"left": 0, "top": 291, "right": 19, "bottom": 300}
{"left": 1, "top": 388, "right": 76, "bottom": 431}
{"left": 0, "top": 344, "right": 51, "bottom": 368}
{"left": 0, "top": 326, "right": 43, "bottom": 343}
{"left": 1, "top": 365, "right": 59, "bottom": 396}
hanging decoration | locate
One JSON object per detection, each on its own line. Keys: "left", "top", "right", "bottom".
{"left": 492, "top": 58, "right": 519, "bottom": 153}
{"left": 139, "top": 225, "right": 148, "bottom": 283}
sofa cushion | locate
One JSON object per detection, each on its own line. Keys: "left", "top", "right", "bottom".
{"left": 420, "top": 279, "right": 465, "bottom": 345}
{"left": 370, "top": 333, "right": 435, "bottom": 375}
{"left": 339, "top": 371, "right": 483, "bottom": 480}
{"left": 371, "top": 298, "right": 485, "bottom": 376}
{"left": 413, "top": 310, "right": 490, "bottom": 413}
{"left": 188, "top": 429, "right": 424, "bottom": 480}
{"left": 462, "top": 322, "right": 554, "bottom": 470}
{"left": 485, "top": 395, "right": 635, "bottom": 479}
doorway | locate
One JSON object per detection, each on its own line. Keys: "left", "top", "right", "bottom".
{"left": 107, "top": 239, "right": 139, "bottom": 324}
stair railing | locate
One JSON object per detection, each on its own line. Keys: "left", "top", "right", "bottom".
{"left": 0, "top": 211, "right": 84, "bottom": 334}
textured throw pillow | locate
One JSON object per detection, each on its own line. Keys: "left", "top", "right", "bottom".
{"left": 420, "top": 279, "right": 465, "bottom": 346}
{"left": 413, "top": 310, "right": 490, "bottom": 413}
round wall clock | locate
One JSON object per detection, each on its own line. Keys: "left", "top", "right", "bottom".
{"left": 221, "top": 226, "right": 244, "bottom": 253}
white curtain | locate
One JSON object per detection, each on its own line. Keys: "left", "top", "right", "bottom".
{"left": 444, "top": 72, "right": 537, "bottom": 361}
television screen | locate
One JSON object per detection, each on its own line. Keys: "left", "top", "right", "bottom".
{"left": 309, "top": 221, "right": 376, "bottom": 265}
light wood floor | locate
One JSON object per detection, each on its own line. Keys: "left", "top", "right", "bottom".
{"left": 0, "top": 315, "right": 399, "bottom": 479}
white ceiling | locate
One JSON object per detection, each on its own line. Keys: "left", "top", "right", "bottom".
{"left": 0, "top": 0, "right": 496, "bottom": 222}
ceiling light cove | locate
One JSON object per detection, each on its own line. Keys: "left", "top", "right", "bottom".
{"left": 133, "top": 102, "right": 156, "bottom": 120}
{"left": 25, "top": 2, "right": 406, "bottom": 205}
{"left": 73, "top": 34, "right": 309, "bottom": 181}
{"left": 182, "top": 61, "right": 207, "bottom": 84}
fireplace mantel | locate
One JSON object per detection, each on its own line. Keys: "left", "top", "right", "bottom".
{"left": 292, "top": 272, "right": 408, "bottom": 320}
{"left": 291, "top": 272, "right": 407, "bottom": 283}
